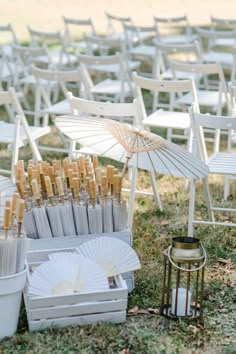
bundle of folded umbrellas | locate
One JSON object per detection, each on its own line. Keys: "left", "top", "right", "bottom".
{"left": 0, "top": 186, "right": 30, "bottom": 276}
{"left": 14, "top": 156, "right": 128, "bottom": 239}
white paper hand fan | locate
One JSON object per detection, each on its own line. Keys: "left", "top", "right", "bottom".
{"left": 77, "top": 237, "right": 141, "bottom": 277}
{"left": 29, "top": 257, "right": 78, "bottom": 296}
{"left": 48, "top": 252, "right": 109, "bottom": 293}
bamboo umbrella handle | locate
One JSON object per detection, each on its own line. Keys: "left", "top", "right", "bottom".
{"left": 17, "top": 199, "right": 25, "bottom": 224}
{"left": 101, "top": 176, "right": 108, "bottom": 198}
{"left": 11, "top": 192, "right": 19, "bottom": 217}
{"left": 55, "top": 176, "right": 65, "bottom": 204}
{"left": 4, "top": 207, "right": 10, "bottom": 239}
{"left": 31, "top": 179, "right": 40, "bottom": 207}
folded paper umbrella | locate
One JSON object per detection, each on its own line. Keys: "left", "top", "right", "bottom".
{"left": 113, "top": 174, "right": 127, "bottom": 232}
{"left": 0, "top": 175, "right": 16, "bottom": 222}
{"left": 0, "top": 207, "right": 17, "bottom": 276}
{"left": 31, "top": 179, "right": 53, "bottom": 239}
{"left": 77, "top": 237, "right": 141, "bottom": 277}
{"left": 44, "top": 176, "right": 64, "bottom": 238}
{"left": 70, "top": 177, "right": 89, "bottom": 235}
{"left": 87, "top": 179, "right": 103, "bottom": 234}
{"left": 49, "top": 252, "right": 109, "bottom": 292}
{"left": 100, "top": 175, "right": 113, "bottom": 233}
{"left": 55, "top": 177, "right": 76, "bottom": 236}
{"left": 15, "top": 200, "right": 31, "bottom": 273}
{"left": 55, "top": 116, "right": 209, "bottom": 179}
{"left": 24, "top": 209, "right": 38, "bottom": 239}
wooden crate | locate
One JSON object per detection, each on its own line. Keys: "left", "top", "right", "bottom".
{"left": 27, "top": 228, "right": 134, "bottom": 292}
{"left": 24, "top": 250, "right": 128, "bottom": 332}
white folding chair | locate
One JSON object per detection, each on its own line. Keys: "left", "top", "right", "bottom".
{"left": 11, "top": 43, "right": 57, "bottom": 119}
{"left": 223, "top": 82, "right": 236, "bottom": 199}
{"left": 196, "top": 27, "right": 235, "bottom": 79}
{"left": 123, "top": 23, "right": 157, "bottom": 76}
{"left": 0, "top": 87, "right": 50, "bottom": 180}
{"left": 31, "top": 65, "right": 87, "bottom": 153}
{"left": 63, "top": 16, "right": 98, "bottom": 53}
{"left": 0, "top": 24, "right": 18, "bottom": 58}
{"left": 153, "top": 41, "right": 202, "bottom": 80}
{"left": 67, "top": 93, "right": 163, "bottom": 227}
{"left": 188, "top": 103, "right": 236, "bottom": 236}
{"left": 28, "top": 26, "right": 77, "bottom": 68}
{"left": 153, "top": 15, "right": 195, "bottom": 44}
{"left": 169, "top": 60, "right": 231, "bottom": 114}
{"left": 83, "top": 34, "right": 140, "bottom": 72}
{"left": 210, "top": 16, "right": 236, "bottom": 46}
{"left": 105, "top": 12, "right": 149, "bottom": 43}
{"left": 132, "top": 72, "right": 198, "bottom": 149}
{"left": 77, "top": 53, "right": 134, "bottom": 102}
{"left": 105, "top": 12, "right": 133, "bottom": 40}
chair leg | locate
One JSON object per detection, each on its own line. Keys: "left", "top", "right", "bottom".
{"left": 11, "top": 114, "right": 21, "bottom": 182}
{"left": 224, "top": 177, "right": 230, "bottom": 200}
{"left": 148, "top": 171, "right": 163, "bottom": 211}
{"left": 202, "top": 177, "right": 215, "bottom": 222}
{"left": 127, "top": 166, "right": 138, "bottom": 229}
{"left": 188, "top": 178, "right": 195, "bottom": 237}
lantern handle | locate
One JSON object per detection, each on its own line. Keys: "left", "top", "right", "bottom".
{"left": 167, "top": 244, "right": 207, "bottom": 272}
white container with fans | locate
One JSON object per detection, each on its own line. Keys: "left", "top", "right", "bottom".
{"left": 24, "top": 248, "right": 128, "bottom": 332}
{"left": 27, "top": 228, "right": 134, "bottom": 292}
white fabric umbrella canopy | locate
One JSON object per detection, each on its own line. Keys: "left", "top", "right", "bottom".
{"left": 55, "top": 116, "right": 209, "bottom": 179}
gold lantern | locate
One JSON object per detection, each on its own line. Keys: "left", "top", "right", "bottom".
{"left": 161, "top": 237, "right": 206, "bottom": 319}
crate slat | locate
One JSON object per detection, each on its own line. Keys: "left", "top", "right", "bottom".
{"left": 28, "top": 310, "right": 127, "bottom": 332}
{"left": 27, "top": 286, "right": 128, "bottom": 310}
{"left": 28, "top": 299, "right": 127, "bottom": 321}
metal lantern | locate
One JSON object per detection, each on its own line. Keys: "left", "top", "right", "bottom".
{"left": 161, "top": 237, "right": 206, "bottom": 319}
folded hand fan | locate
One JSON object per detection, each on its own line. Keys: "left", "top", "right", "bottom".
{"left": 49, "top": 251, "right": 109, "bottom": 293}
{"left": 28, "top": 257, "right": 78, "bottom": 296}
{"left": 77, "top": 237, "right": 141, "bottom": 277}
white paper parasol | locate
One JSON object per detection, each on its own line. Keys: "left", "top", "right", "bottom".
{"left": 55, "top": 116, "right": 209, "bottom": 179}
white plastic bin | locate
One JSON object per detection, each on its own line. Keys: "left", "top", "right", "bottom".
{"left": 0, "top": 268, "right": 27, "bottom": 340}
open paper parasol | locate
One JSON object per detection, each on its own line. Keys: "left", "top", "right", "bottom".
{"left": 55, "top": 116, "right": 209, "bottom": 179}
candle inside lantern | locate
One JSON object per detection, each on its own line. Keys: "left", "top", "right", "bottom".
{"left": 171, "top": 288, "right": 192, "bottom": 317}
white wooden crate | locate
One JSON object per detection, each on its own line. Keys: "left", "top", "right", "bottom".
{"left": 24, "top": 252, "right": 128, "bottom": 332}
{"left": 27, "top": 228, "right": 134, "bottom": 292}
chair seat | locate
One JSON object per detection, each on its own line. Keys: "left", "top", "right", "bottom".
{"left": 0, "top": 121, "right": 51, "bottom": 148}
{"left": 202, "top": 51, "right": 233, "bottom": 67}
{"left": 0, "top": 61, "right": 22, "bottom": 80}
{"left": 177, "top": 90, "right": 226, "bottom": 107}
{"left": 129, "top": 45, "right": 156, "bottom": 58}
{"left": 20, "top": 75, "right": 58, "bottom": 88}
{"left": 88, "top": 60, "right": 140, "bottom": 73}
{"left": 35, "top": 51, "right": 77, "bottom": 66}
{"left": 160, "top": 35, "right": 196, "bottom": 44}
{"left": 45, "top": 100, "right": 72, "bottom": 115}
{"left": 112, "top": 31, "right": 150, "bottom": 43}
{"left": 161, "top": 68, "right": 199, "bottom": 80}
{"left": 90, "top": 79, "right": 133, "bottom": 96}
{"left": 143, "top": 110, "right": 190, "bottom": 129}
{"left": 1, "top": 44, "right": 13, "bottom": 57}
{"left": 71, "top": 41, "right": 98, "bottom": 50}
{"left": 207, "top": 153, "right": 236, "bottom": 174}
{"left": 213, "top": 38, "right": 236, "bottom": 47}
